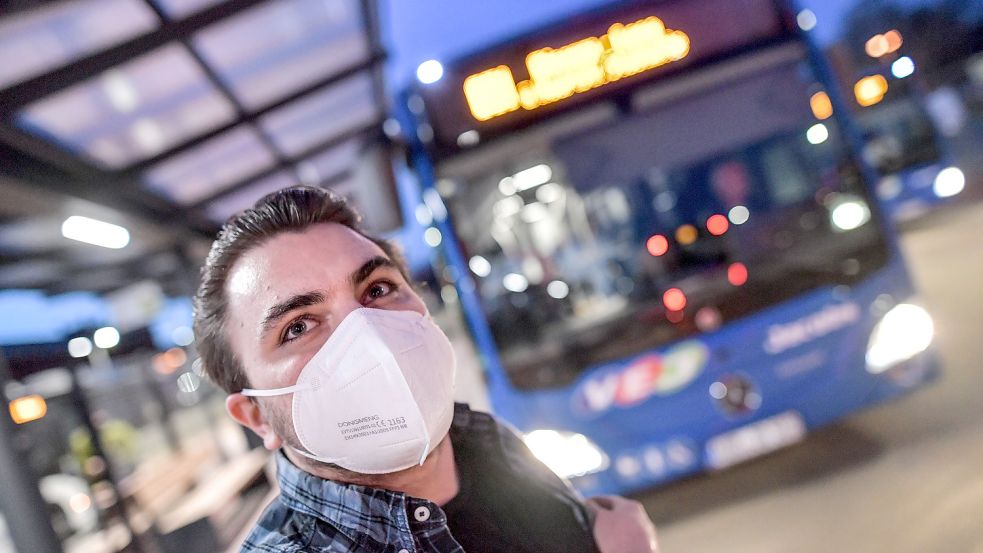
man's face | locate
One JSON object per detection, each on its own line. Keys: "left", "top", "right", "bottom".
{"left": 223, "top": 222, "right": 427, "bottom": 452}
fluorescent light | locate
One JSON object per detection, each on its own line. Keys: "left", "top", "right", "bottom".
{"left": 177, "top": 371, "right": 201, "bottom": 393}
{"left": 456, "top": 130, "right": 480, "bottom": 147}
{"left": 535, "top": 183, "right": 563, "bottom": 203}
{"left": 469, "top": 256, "right": 492, "bottom": 277}
{"left": 493, "top": 196, "right": 523, "bottom": 219}
{"left": 503, "top": 273, "right": 528, "bottom": 293}
{"left": 547, "top": 280, "right": 569, "bottom": 299}
{"left": 93, "top": 326, "right": 120, "bottom": 349}
{"left": 67, "top": 337, "right": 93, "bottom": 358}
{"left": 440, "top": 285, "right": 458, "bottom": 304}
{"left": 520, "top": 202, "right": 548, "bottom": 223}
{"left": 423, "top": 227, "right": 442, "bottom": 247}
{"left": 728, "top": 205, "right": 750, "bottom": 225}
{"left": 416, "top": 60, "right": 444, "bottom": 84}
{"left": 131, "top": 118, "right": 165, "bottom": 153}
{"left": 414, "top": 204, "right": 434, "bottom": 226}
{"left": 933, "top": 167, "right": 965, "bottom": 198}
{"left": 806, "top": 123, "right": 829, "bottom": 145}
{"left": 382, "top": 118, "right": 401, "bottom": 138}
{"left": 171, "top": 326, "right": 195, "bottom": 347}
{"left": 61, "top": 216, "right": 130, "bottom": 249}
{"left": 102, "top": 70, "right": 138, "bottom": 113}
{"left": 796, "top": 9, "right": 817, "bottom": 31}
{"left": 422, "top": 188, "right": 448, "bottom": 222}
{"left": 830, "top": 198, "right": 870, "bottom": 231}
{"left": 891, "top": 56, "right": 915, "bottom": 79}
{"left": 512, "top": 164, "right": 552, "bottom": 191}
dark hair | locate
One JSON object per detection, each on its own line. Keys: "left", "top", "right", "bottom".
{"left": 193, "top": 186, "right": 408, "bottom": 393}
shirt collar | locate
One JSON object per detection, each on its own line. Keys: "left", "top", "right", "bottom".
{"left": 274, "top": 450, "right": 414, "bottom": 545}
{"left": 273, "top": 404, "right": 473, "bottom": 543}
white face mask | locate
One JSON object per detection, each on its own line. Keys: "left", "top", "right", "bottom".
{"left": 241, "top": 308, "right": 456, "bottom": 474}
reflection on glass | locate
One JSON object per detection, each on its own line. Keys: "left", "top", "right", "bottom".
{"left": 205, "top": 171, "right": 298, "bottom": 223}
{"left": 143, "top": 126, "right": 276, "bottom": 204}
{"left": 151, "top": 0, "right": 223, "bottom": 19}
{"left": 439, "top": 59, "right": 889, "bottom": 389}
{"left": 17, "top": 45, "right": 235, "bottom": 168}
{"left": 259, "top": 74, "right": 378, "bottom": 156}
{"left": 295, "top": 140, "right": 361, "bottom": 186}
{"left": 192, "top": 0, "right": 369, "bottom": 108}
{"left": 0, "top": 0, "right": 158, "bottom": 88}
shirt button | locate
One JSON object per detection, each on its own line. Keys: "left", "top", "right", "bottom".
{"left": 413, "top": 505, "right": 431, "bottom": 522}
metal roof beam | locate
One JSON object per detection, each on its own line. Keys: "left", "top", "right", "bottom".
{"left": 0, "top": 131, "right": 217, "bottom": 236}
{"left": 0, "top": 0, "right": 273, "bottom": 118}
{"left": 116, "top": 52, "right": 385, "bottom": 176}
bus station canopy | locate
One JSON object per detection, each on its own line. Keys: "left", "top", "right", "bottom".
{"left": 0, "top": 0, "right": 391, "bottom": 295}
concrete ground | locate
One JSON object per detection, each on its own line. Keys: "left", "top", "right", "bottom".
{"left": 640, "top": 200, "right": 983, "bottom": 553}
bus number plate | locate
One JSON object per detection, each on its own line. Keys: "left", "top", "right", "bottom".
{"left": 706, "top": 411, "right": 806, "bottom": 469}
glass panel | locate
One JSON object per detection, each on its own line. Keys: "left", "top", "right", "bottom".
{"left": 17, "top": 45, "right": 236, "bottom": 168}
{"left": 438, "top": 58, "right": 889, "bottom": 390}
{"left": 193, "top": 0, "right": 370, "bottom": 108}
{"left": 205, "top": 171, "right": 298, "bottom": 223}
{"left": 331, "top": 142, "right": 403, "bottom": 233}
{"left": 0, "top": 0, "right": 159, "bottom": 89}
{"left": 143, "top": 126, "right": 277, "bottom": 204}
{"left": 324, "top": 174, "right": 355, "bottom": 196}
{"left": 259, "top": 74, "right": 378, "bottom": 156}
{"left": 295, "top": 140, "right": 361, "bottom": 186}
{"left": 150, "top": 0, "right": 224, "bottom": 19}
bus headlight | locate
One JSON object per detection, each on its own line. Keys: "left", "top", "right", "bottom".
{"left": 523, "top": 430, "right": 609, "bottom": 478}
{"left": 866, "top": 303, "right": 934, "bottom": 373}
{"left": 933, "top": 166, "right": 965, "bottom": 198}
{"left": 827, "top": 194, "right": 871, "bottom": 232}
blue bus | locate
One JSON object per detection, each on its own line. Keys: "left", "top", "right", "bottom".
{"left": 849, "top": 66, "right": 967, "bottom": 222}
{"left": 399, "top": 0, "right": 939, "bottom": 495}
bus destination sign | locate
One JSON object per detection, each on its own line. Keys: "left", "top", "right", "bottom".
{"left": 416, "top": 0, "right": 790, "bottom": 155}
{"left": 464, "top": 16, "right": 691, "bottom": 122}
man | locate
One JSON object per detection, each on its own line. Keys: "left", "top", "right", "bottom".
{"left": 193, "top": 186, "right": 659, "bottom": 552}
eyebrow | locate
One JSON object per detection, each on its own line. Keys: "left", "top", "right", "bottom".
{"left": 260, "top": 291, "right": 325, "bottom": 338}
{"left": 350, "top": 256, "right": 396, "bottom": 288}
{"left": 258, "top": 256, "right": 396, "bottom": 339}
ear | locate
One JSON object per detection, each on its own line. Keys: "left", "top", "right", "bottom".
{"left": 226, "top": 393, "right": 284, "bottom": 451}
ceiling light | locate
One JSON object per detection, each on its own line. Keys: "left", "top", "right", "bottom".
{"left": 67, "top": 337, "right": 93, "bottom": 358}
{"left": 417, "top": 60, "right": 444, "bottom": 84}
{"left": 93, "top": 326, "right": 120, "bottom": 349}
{"left": 61, "top": 216, "right": 130, "bottom": 249}
{"left": 512, "top": 164, "right": 552, "bottom": 191}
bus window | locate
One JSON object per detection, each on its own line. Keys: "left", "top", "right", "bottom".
{"left": 759, "top": 143, "right": 812, "bottom": 206}
{"left": 859, "top": 98, "right": 942, "bottom": 175}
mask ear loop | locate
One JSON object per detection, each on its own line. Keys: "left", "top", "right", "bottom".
{"left": 290, "top": 445, "right": 341, "bottom": 465}
{"left": 239, "top": 384, "right": 342, "bottom": 464}
{"left": 239, "top": 383, "right": 309, "bottom": 397}
{"left": 418, "top": 435, "right": 431, "bottom": 467}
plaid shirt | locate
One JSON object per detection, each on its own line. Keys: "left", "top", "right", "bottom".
{"left": 240, "top": 404, "right": 598, "bottom": 552}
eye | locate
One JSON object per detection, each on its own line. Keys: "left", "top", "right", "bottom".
{"left": 364, "top": 280, "right": 398, "bottom": 303}
{"left": 281, "top": 317, "right": 317, "bottom": 344}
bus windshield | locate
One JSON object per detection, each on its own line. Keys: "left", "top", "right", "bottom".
{"left": 857, "top": 96, "right": 942, "bottom": 175}
{"left": 437, "top": 50, "right": 890, "bottom": 390}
